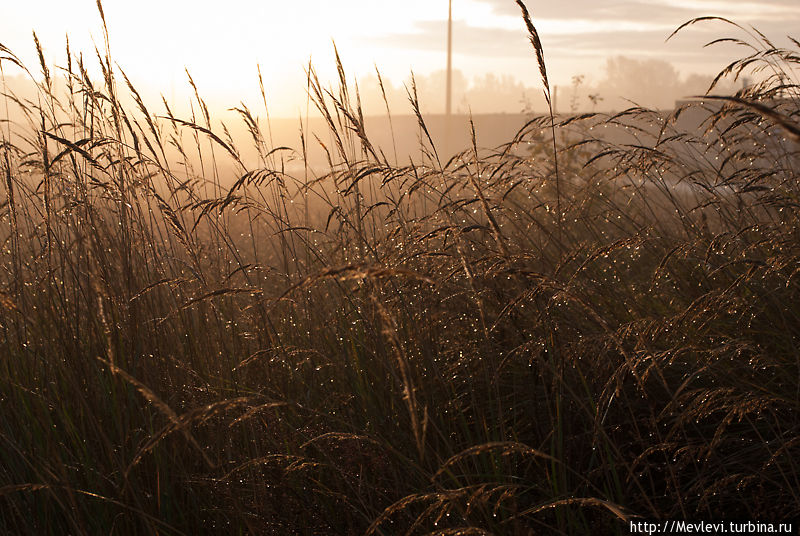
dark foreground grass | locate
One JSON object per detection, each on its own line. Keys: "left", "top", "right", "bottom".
{"left": 1, "top": 11, "right": 799, "bottom": 535}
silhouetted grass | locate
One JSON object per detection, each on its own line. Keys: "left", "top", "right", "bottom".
{"left": 1, "top": 8, "right": 799, "bottom": 535}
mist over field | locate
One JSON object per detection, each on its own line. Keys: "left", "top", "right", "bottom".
{"left": 1, "top": 1, "right": 799, "bottom": 534}
{"left": 0, "top": 54, "right": 739, "bottom": 175}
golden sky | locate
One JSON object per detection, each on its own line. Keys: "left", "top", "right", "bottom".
{"left": 2, "top": 0, "right": 799, "bottom": 115}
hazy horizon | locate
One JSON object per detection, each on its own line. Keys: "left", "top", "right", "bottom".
{"left": 1, "top": 0, "right": 799, "bottom": 117}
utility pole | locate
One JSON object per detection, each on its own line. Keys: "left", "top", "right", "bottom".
{"left": 445, "top": 0, "right": 453, "bottom": 155}
{"left": 446, "top": 0, "right": 453, "bottom": 118}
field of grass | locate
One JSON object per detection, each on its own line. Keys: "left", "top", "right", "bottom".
{"left": 1, "top": 9, "right": 799, "bottom": 535}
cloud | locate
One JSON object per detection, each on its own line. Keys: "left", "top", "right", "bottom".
{"left": 366, "top": 21, "right": 525, "bottom": 57}
{"left": 361, "top": 0, "right": 800, "bottom": 84}
{"left": 475, "top": 0, "right": 799, "bottom": 22}
{"left": 653, "top": 0, "right": 800, "bottom": 20}
{"left": 470, "top": 0, "right": 689, "bottom": 19}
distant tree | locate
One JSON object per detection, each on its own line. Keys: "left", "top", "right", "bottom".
{"left": 590, "top": 56, "right": 735, "bottom": 111}
{"left": 356, "top": 73, "right": 408, "bottom": 115}
{"left": 595, "top": 56, "right": 682, "bottom": 110}
{"left": 588, "top": 93, "right": 603, "bottom": 111}
{"left": 413, "top": 69, "right": 468, "bottom": 115}
{"left": 354, "top": 58, "right": 731, "bottom": 116}
{"left": 463, "top": 73, "right": 530, "bottom": 114}
{"left": 569, "top": 75, "right": 585, "bottom": 113}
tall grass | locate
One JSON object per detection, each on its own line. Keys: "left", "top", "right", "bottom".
{"left": 1, "top": 8, "right": 799, "bottom": 535}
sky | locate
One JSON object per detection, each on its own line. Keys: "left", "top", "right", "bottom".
{"left": 1, "top": 0, "right": 799, "bottom": 116}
